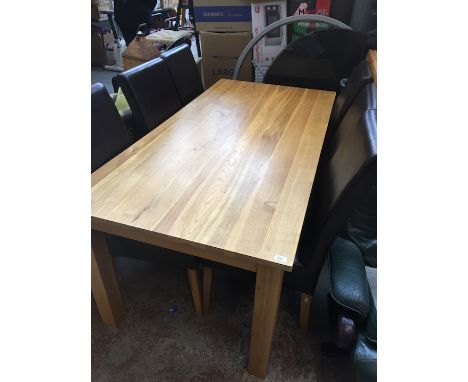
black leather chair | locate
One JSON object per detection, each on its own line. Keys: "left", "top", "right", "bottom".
{"left": 287, "top": 108, "right": 377, "bottom": 333}
{"left": 160, "top": 44, "right": 204, "bottom": 106}
{"left": 112, "top": 57, "right": 182, "bottom": 138}
{"left": 91, "top": 83, "right": 133, "bottom": 173}
{"left": 327, "top": 237, "right": 377, "bottom": 382}
{"left": 91, "top": 83, "right": 203, "bottom": 314}
{"left": 328, "top": 60, "right": 374, "bottom": 134}
{"left": 322, "top": 82, "right": 377, "bottom": 164}
{"left": 341, "top": 185, "right": 377, "bottom": 268}
{"left": 263, "top": 29, "right": 368, "bottom": 91}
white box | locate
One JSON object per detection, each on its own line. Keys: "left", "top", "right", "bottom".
{"left": 251, "top": 1, "right": 287, "bottom": 69}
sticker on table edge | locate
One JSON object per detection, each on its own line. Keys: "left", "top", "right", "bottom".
{"left": 273, "top": 255, "right": 287, "bottom": 263}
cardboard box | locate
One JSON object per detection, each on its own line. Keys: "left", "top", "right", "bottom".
{"left": 288, "top": 0, "right": 331, "bottom": 41}
{"left": 194, "top": 0, "right": 253, "bottom": 32}
{"left": 91, "top": 28, "right": 114, "bottom": 66}
{"left": 200, "top": 31, "right": 252, "bottom": 88}
{"left": 251, "top": 1, "right": 287, "bottom": 68}
{"left": 161, "top": 0, "right": 179, "bottom": 10}
{"left": 91, "top": 0, "right": 113, "bottom": 20}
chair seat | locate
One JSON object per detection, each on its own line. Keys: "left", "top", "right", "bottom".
{"left": 113, "top": 87, "right": 130, "bottom": 114}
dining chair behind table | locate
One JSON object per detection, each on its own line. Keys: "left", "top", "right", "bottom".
{"left": 323, "top": 82, "right": 376, "bottom": 164}
{"left": 263, "top": 29, "right": 369, "bottom": 91}
{"left": 91, "top": 83, "right": 203, "bottom": 316}
{"left": 341, "top": 185, "right": 377, "bottom": 268}
{"left": 328, "top": 60, "right": 374, "bottom": 135}
{"left": 91, "top": 83, "right": 133, "bottom": 173}
{"left": 288, "top": 108, "right": 377, "bottom": 334}
{"left": 160, "top": 44, "right": 204, "bottom": 106}
{"left": 113, "top": 57, "right": 182, "bottom": 139}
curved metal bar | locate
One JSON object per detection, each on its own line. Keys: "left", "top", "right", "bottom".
{"left": 232, "top": 15, "right": 352, "bottom": 80}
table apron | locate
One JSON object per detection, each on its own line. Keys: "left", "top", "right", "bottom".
{"left": 91, "top": 217, "right": 294, "bottom": 273}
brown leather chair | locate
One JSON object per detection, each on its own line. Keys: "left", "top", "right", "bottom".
{"left": 91, "top": 83, "right": 203, "bottom": 314}
{"left": 160, "top": 44, "right": 204, "bottom": 106}
{"left": 113, "top": 57, "right": 182, "bottom": 139}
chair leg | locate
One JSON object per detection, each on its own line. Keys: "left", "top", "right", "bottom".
{"left": 187, "top": 268, "right": 203, "bottom": 315}
{"left": 202, "top": 266, "right": 213, "bottom": 314}
{"left": 300, "top": 292, "right": 312, "bottom": 334}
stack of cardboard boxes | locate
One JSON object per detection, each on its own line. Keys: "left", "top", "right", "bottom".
{"left": 194, "top": 0, "right": 338, "bottom": 87}
{"left": 195, "top": 0, "right": 291, "bottom": 88}
{"left": 194, "top": 0, "right": 254, "bottom": 88}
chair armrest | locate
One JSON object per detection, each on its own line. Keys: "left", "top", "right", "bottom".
{"left": 329, "top": 237, "right": 370, "bottom": 319}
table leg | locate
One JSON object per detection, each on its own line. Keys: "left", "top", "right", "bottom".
{"left": 248, "top": 265, "right": 284, "bottom": 378}
{"left": 91, "top": 230, "right": 124, "bottom": 327}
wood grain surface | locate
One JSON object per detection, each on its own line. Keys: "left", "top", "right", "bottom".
{"left": 91, "top": 230, "right": 124, "bottom": 327}
{"left": 92, "top": 79, "right": 335, "bottom": 271}
{"left": 248, "top": 265, "right": 284, "bottom": 377}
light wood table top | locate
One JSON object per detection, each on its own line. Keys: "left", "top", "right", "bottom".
{"left": 92, "top": 79, "right": 335, "bottom": 271}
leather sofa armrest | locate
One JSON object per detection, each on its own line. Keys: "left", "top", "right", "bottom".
{"left": 329, "top": 237, "right": 370, "bottom": 320}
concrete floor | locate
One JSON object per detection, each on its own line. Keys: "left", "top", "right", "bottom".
{"left": 91, "top": 66, "right": 116, "bottom": 93}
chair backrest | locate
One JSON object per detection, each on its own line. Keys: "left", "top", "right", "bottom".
{"left": 263, "top": 29, "right": 368, "bottom": 91}
{"left": 328, "top": 60, "right": 374, "bottom": 132}
{"left": 323, "top": 82, "right": 376, "bottom": 163}
{"left": 343, "top": 184, "right": 377, "bottom": 268}
{"left": 91, "top": 83, "right": 132, "bottom": 173}
{"left": 297, "top": 108, "right": 377, "bottom": 291}
{"left": 113, "top": 57, "right": 182, "bottom": 137}
{"left": 160, "top": 44, "right": 204, "bottom": 105}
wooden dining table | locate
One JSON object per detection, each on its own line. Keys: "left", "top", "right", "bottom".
{"left": 91, "top": 79, "right": 335, "bottom": 378}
